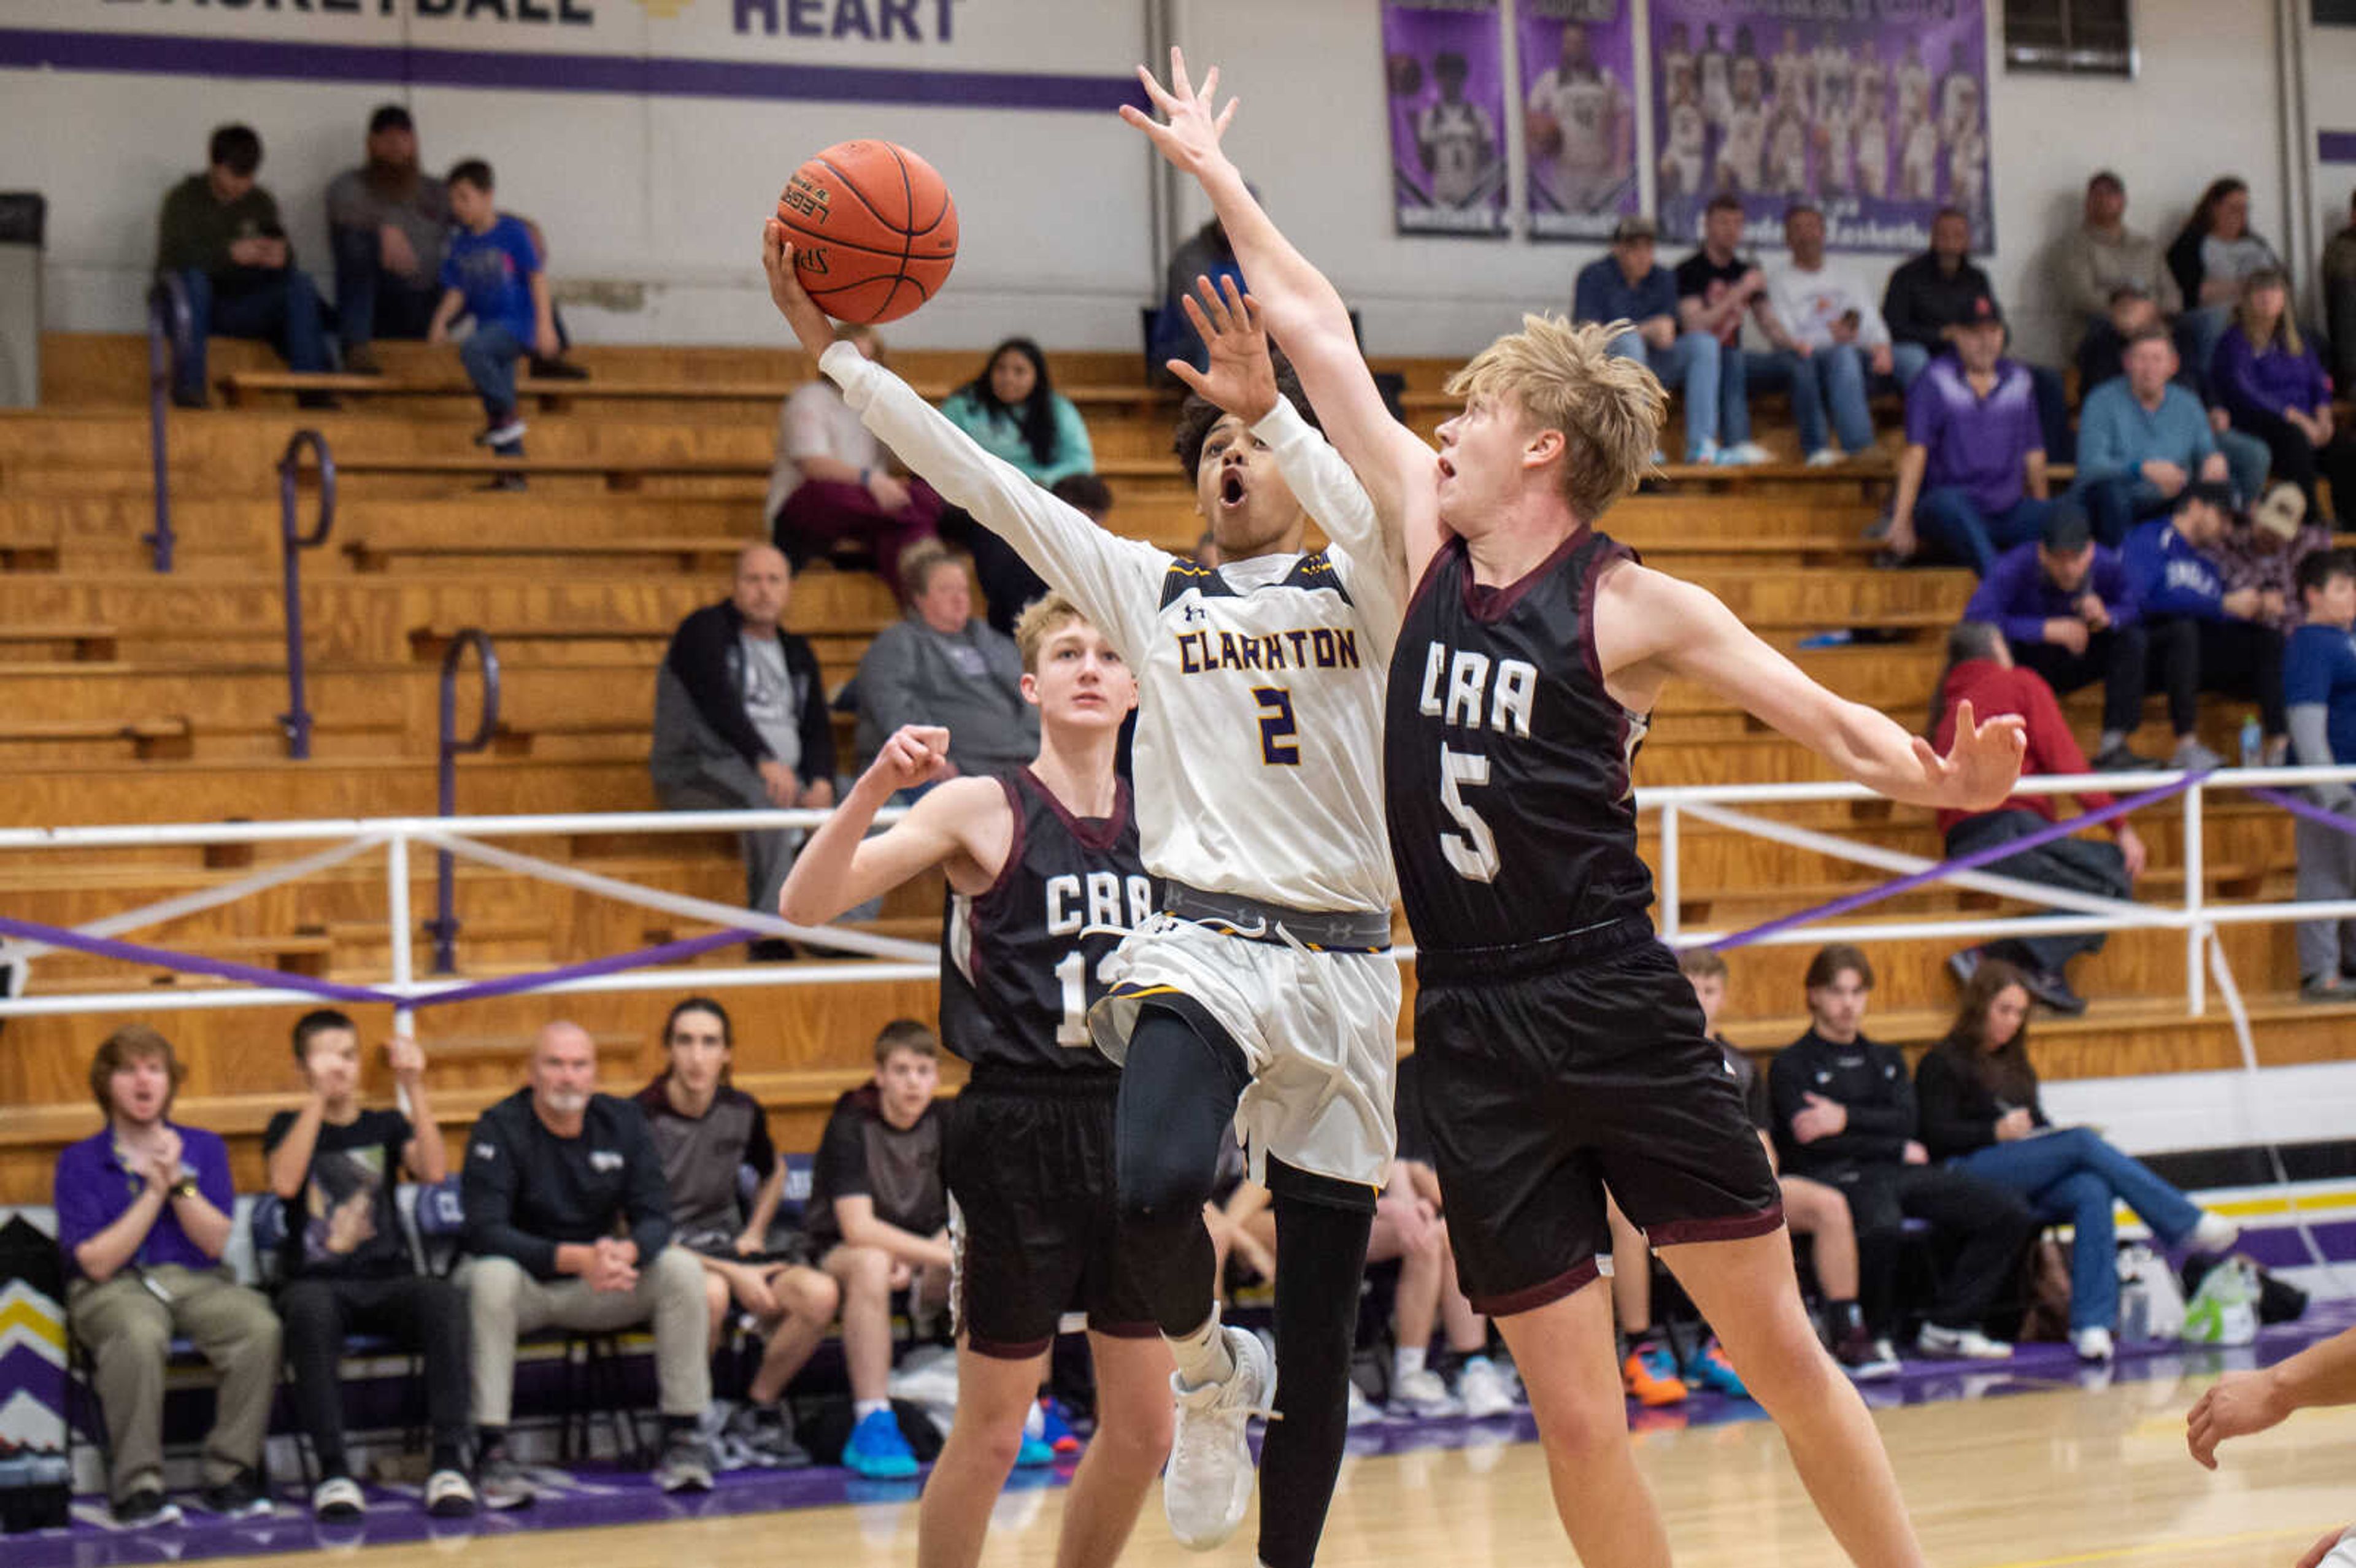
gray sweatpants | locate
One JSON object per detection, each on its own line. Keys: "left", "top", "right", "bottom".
{"left": 455, "top": 1246, "right": 710, "bottom": 1426}
{"left": 2296, "top": 813, "right": 2356, "bottom": 983}
{"left": 653, "top": 755, "right": 802, "bottom": 915}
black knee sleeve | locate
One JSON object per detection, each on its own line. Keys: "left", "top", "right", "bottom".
{"left": 1258, "top": 1161, "right": 1376, "bottom": 1568}
{"left": 1115, "top": 1004, "right": 1251, "bottom": 1337}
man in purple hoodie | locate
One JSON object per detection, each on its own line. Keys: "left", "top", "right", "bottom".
{"left": 1964, "top": 502, "right": 2154, "bottom": 771}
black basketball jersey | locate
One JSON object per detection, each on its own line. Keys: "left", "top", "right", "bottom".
{"left": 939, "top": 769, "right": 1153, "bottom": 1074}
{"left": 1384, "top": 529, "right": 1657, "bottom": 953}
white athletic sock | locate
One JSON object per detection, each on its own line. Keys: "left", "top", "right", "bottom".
{"left": 1393, "top": 1345, "right": 1426, "bottom": 1383}
{"left": 1168, "top": 1308, "right": 1236, "bottom": 1389}
{"left": 854, "top": 1398, "right": 891, "bottom": 1421}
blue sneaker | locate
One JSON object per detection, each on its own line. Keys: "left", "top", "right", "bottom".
{"left": 1682, "top": 1339, "right": 1750, "bottom": 1399}
{"left": 1015, "top": 1434, "right": 1055, "bottom": 1467}
{"left": 842, "top": 1408, "right": 919, "bottom": 1480}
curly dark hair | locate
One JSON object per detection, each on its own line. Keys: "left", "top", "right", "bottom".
{"left": 958, "top": 339, "right": 1060, "bottom": 469}
{"left": 1171, "top": 358, "right": 1323, "bottom": 482}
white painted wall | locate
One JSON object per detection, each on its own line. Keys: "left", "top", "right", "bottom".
{"left": 0, "top": 0, "right": 2310, "bottom": 361}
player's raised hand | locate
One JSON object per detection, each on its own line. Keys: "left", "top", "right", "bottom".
{"left": 1909, "top": 699, "right": 2027, "bottom": 812}
{"left": 866, "top": 724, "right": 955, "bottom": 793}
{"left": 761, "top": 221, "right": 836, "bottom": 361}
{"left": 1120, "top": 47, "right": 1238, "bottom": 177}
{"left": 1171, "top": 274, "right": 1279, "bottom": 423}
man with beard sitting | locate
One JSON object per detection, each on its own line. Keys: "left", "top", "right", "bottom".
{"left": 325, "top": 106, "right": 449, "bottom": 374}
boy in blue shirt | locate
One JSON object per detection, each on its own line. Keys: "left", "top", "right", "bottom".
{"left": 2123, "top": 482, "right": 2285, "bottom": 771}
{"left": 428, "top": 159, "right": 556, "bottom": 488}
{"left": 2285, "top": 548, "right": 2356, "bottom": 998}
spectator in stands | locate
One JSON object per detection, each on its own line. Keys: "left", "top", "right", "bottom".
{"left": 264, "top": 1012, "right": 472, "bottom": 1520}
{"left": 1673, "top": 193, "right": 1779, "bottom": 466}
{"left": 2217, "top": 482, "right": 2333, "bottom": 638}
{"left": 2126, "top": 481, "right": 2289, "bottom": 769}
{"left": 2213, "top": 268, "right": 2341, "bottom": 526}
{"left": 2169, "top": 176, "right": 2284, "bottom": 386}
{"left": 1769, "top": 947, "right": 2036, "bottom": 1365}
{"left": 1385, "top": 1050, "right": 1515, "bottom": 1418}
{"left": 425, "top": 160, "right": 553, "bottom": 489}
{"left": 1763, "top": 202, "right": 1922, "bottom": 465}
{"left": 1608, "top": 948, "right": 1891, "bottom": 1398}
{"left": 2073, "top": 283, "right": 2166, "bottom": 402}
{"left": 853, "top": 542, "right": 1037, "bottom": 780}
{"left": 325, "top": 105, "right": 448, "bottom": 375}
{"left": 1965, "top": 504, "right": 2152, "bottom": 772}
{"left": 1152, "top": 212, "right": 1242, "bottom": 380}
{"left": 2055, "top": 172, "right": 2184, "bottom": 369}
{"left": 2326, "top": 187, "right": 2356, "bottom": 396}
{"left": 633, "top": 997, "right": 837, "bottom": 1469}
{"left": 1917, "top": 962, "right": 2236, "bottom": 1363}
{"left": 2074, "top": 325, "right": 2238, "bottom": 545}
{"left": 1882, "top": 208, "right": 2069, "bottom": 456}
{"left": 155, "top": 123, "right": 332, "bottom": 410}
{"left": 2285, "top": 548, "right": 2356, "bottom": 1000}
{"left": 54, "top": 1024, "right": 280, "bottom": 1526}
{"left": 802, "top": 1020, "right": 953, "bottom": 1480}
{"left": 1576, "top": 215, "right": 1728, "bottom": 465}
{"left": 767, "top": 324, "right": 943, "bottom": 581}
{"left": 1883, "top": 293, "right": 2052, "bottom": 574}
{"left": 1929, "top": 620, "right": 2147, "bottom": 1015}
{"left": 458, "top": 1021, "right": 712, "bottom": 1507}
{"left": 650, "top": 544, "right": 834, "bottom": 943}
{"left": 940, "top": 339, "right": 1095, "bottom": 488}
{"left": 2074, "top": 304, "right": 2272, "bottom": 506}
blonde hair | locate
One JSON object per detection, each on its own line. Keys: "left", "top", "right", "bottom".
{"left": 2232, "top": 267, "right": 2302, "bottom": 358}
{"left": 1444, "top": 315, "right": 1665, "bottom": 524}
{"left": 1012, "top": 592, "right": 1090, "bottom": 673}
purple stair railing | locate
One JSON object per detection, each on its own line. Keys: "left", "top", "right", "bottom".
{"left": 275, "top": 429, "right": 337, "bottom": 758}
{"left": 427, "top": 630, "right": 501, "bottom": 974}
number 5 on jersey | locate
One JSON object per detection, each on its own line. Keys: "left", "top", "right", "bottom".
{"left": 1439, "top": 744, "right": 1499, "bottom": 882}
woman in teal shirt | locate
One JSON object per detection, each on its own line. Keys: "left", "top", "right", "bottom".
{"left": 939, "top": 339, "right": 1095, "bottom": 488}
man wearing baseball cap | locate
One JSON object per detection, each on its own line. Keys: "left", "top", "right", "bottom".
{"left": 1884, "top": 291, "right": 2053, "bottom": 574}
{"left": 325, "top": 104, "right": 450, "bottom": 374}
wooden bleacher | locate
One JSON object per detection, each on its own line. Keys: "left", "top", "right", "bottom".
{"left": 0, "top": 327, "right": 2337, "bottom": 1203}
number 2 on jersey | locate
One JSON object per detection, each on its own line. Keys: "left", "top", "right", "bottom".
{"left": 1253, "top": 687, "right": 1301, "bottom": 766}
{"left": 1053, "top": 948, "right": 1117, "bottom": 1048}
{"left": 1438, "top": 743, "right": 1499, "bottom": 882}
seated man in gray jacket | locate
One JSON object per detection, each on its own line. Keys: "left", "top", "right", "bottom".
{"left": 650, "top": 545, "right": 835, "bottom": 936}
{"left": 853, "top": 541, "right": 1038, "bottom": 780}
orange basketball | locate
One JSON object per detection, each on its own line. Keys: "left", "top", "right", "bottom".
{"left": 776, "top": 140, "right": 958, "bottom": 325}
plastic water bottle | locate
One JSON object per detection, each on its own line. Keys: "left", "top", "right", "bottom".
{"left": 2239, "top": 713, "right": 2263, "bottom": 769}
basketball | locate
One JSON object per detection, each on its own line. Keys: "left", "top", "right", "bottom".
{"left": 776, "top": 139, "right": 958, "bottom": 325}
{"left": 1526, "top": 107, "right": 1564, "bottom": 158}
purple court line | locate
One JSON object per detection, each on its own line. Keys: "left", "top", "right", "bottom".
{"left": 0, "top": 28, "right": 1149, "bottom": 113}
{"left": 1706, "top": 771, "right": 2210, "bottom": 952}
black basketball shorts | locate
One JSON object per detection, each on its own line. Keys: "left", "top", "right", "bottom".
{"left": 944, "top": 1070, "right": 1159, "bottom": 1359}
{"left": 1412, "top": 918, "right": 1783, "bottom": 1318}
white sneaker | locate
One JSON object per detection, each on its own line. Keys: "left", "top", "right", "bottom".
{"left": 1163, "top": 1324, "right": 1273, "bottom": 1550}
{"left": 2071, "top": 1327, "right": 2115, "bottom": 1363}
{"left": 2191, "top": 1213, "right": 2241, "bottom": 1253}
{"left": 1718, "top": 440, "right": 1774, "bottom": 466}
{"left": 1388, "top": 1367, "right": 1463, "bottom": 1420}
{"left": 1916, "top": 1323, "right": 2012, "bottom": 1361}
{"left": 1457, "top": 1356, "right": 1515, "bottom": 1418}
{"left": 1804, "top": 447, "right": 1845, "bottom": 467}
{"left": 1345, "top": 1378, "right": 1384, "bottom": 1428}
{"left": 310, "top": 1475, "right": 365, "bottom": 1521}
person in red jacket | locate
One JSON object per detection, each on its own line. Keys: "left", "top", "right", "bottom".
{"left": 1930, "top": 621, "right": 2149, "bottom": 1014}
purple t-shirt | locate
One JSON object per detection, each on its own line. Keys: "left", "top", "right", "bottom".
{"left": 1905, "top": 356, "right": 2042, "bottom": 514}
{"left": 53, "top": 1123, "right": 234, "bottom": 1280}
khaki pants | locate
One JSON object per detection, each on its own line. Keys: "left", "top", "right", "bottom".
{"left": 456, "top": 1246, "right": 710, "bottom": 1427}
{"left": 67, "top": 1265, "right": 281, "bottom": 1502}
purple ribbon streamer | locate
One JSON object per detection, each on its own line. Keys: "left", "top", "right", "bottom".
{"left": 1705, "top": 771, "right": 2212, "bottom": 953}
{"left": 414, "top": 928, "right": 756, "bottom": 1008}
{"left": 0, "top": 915, "right": 390, "bottom": 1004}
{"left": 2246, "top": 786, "right": 2356, "bottom": 838}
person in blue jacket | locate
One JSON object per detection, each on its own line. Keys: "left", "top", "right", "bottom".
{"left": 1964, "top": 503, "right": 2151, "bottom": 771}
{"left": 2122, "top": 481, "right": 2285, "bottom": 770}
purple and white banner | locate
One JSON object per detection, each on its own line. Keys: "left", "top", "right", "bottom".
{"left": 1382, "top": 0, "right": 1511, "bottom": 237}
{"left": 1648, "top": 0, "right": 1993, "bottom": 253}
{"left": 1518, "top": 0, "right": 1640, "bottom": 240}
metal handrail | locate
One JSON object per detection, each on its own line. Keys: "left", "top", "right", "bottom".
{"left": 144, "top": 275, "right": 192, "bottom": 572}
{"left": 428, "top": 631, "right": 501, "bottom": 974}
{"left": 275, "top": 429, "right": 337, "bottom": 758}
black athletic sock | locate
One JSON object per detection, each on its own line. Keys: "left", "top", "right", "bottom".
{"left": 663, "top": 1415, "right": 698, "bottom": 1440}
{"left": 1257, "top": 1161, "right": 1376, "bottom": 1568}
{"left": 475, "top": 1424, "right": 506, "bottom": 1459}
{"left": 429, "top": 1440, "right": 464, "bottom": 1474}
{"left": 1115, "top": 1004, "right": 1251, "bottom": 1339}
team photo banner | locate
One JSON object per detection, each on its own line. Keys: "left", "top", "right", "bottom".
{"left": 1518, "top": 0, "right": 1639, "bottom": 241}
{"left": 1647, "top": 0, "right": 1994, "bottom": 253}
{"left": 1382, "top": 0, "right": 1511, "bottom": 237}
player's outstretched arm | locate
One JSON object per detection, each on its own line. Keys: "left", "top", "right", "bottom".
{"left": 760, "top": 223, "right": 1163, "bottom": 659}
{"left": 1601, "top": 564, "right": 2025, "bottom": 812}
{"left": 2189, "top": 1323, "right": 2356, "bottom": 1469}
{"left": 777, "top": 724, "right": 1003, "bottom": 926}
{"left": 1123, "top": 49, "right": 1445, "bottom": 582}
{"left": 1174, "top": 277, "right": 1405, "bottom": 632}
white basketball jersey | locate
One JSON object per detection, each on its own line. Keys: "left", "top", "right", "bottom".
{"left": 1897, "top": 62, "right": 1930, "bottom": 125}
{"left": 1419, "top": 99, "right": 1495, "bottom": 205}
{"left": 1769, "top": 114, "right": 1810, "bottom": 194}
{"left": 1722, "top": 106, "right": 1768, "bottom": 189}
{"left": 1857, "top": 116, "right": 1890, "bottom": 198}
{"left": 1770, "top": 51, "right": 1812, "bottom": 118}
{"left": 1901, "top": 118, "right": 1939, "bottom": 199}
{"left": 1535, "top": 67, "right": 1619, "bottom": 174}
